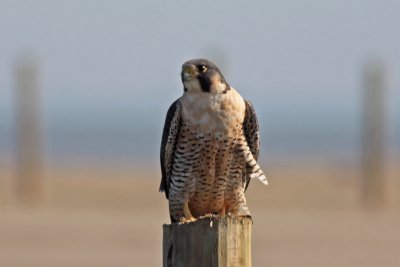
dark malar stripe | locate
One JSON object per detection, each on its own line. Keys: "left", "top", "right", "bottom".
{"left": 198, "top": 75, "right": 211, "bottom": 92}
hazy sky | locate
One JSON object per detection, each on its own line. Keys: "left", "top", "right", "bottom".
{"left": 1, "top": 1, "right": 399, "bottom": 94}
{"left": 0, "top": 0, "right": 399, "bottom": 162}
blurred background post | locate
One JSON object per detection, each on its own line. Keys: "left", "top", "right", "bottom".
{"left": 361, "top": 59, "right": 386, "bottom": 208}
{"left": 14, "top": 54, "right": 45, "bottom": 205}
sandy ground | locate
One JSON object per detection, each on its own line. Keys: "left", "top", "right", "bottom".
{"left": 0, "top": 162, "right": 399, "bottom": 266}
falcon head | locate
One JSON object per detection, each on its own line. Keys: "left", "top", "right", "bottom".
{"left": 181, "top": 58, "right": 230, "bottom": 94}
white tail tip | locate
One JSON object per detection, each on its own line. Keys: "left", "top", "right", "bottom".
{"left": 258, "top": 174, "right": 268, "bottom": 185}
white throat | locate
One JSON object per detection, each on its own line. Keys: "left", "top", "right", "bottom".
{"left": 180, "top": 87, "right": 246, "bottom": 134}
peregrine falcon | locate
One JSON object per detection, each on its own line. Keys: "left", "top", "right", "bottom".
{"left": 160, "top": 58, "right": 267, "bottom": 222}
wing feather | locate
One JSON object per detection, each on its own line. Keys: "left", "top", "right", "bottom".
{"left": 243, "top": 100, "right": 261, "bottom": 191}
{"left": 159, "top": 99, "right": 181, "bottom": 199}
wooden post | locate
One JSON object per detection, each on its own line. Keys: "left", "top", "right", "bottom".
{"left": 14, "top": 55, "right": 44, "bottom": 205}
{"left": 163, "top": 216, "right": 252, "bottom": 267}
{"left": 361, "top": 59, "right": 386, "bottom": 208}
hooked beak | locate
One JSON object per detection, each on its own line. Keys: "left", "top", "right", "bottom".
{"left": 181, "top": 64, "right": 196, "bottom": 81}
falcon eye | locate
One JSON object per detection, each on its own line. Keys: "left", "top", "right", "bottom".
{"left": 197, "top": 65, "right": 207, "bottom": 73}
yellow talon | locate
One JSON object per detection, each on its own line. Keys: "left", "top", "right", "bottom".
{"left": 183, "top": 201, "right": 196, "bottom": 222}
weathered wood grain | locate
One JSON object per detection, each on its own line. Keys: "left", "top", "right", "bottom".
{"left": 163, "top": 216, "right": 252, "bottom": 267}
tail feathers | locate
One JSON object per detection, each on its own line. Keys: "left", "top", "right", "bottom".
{"left": 247, "top": 162, "right": 268, "bottom": 185}
{"left": 240, "top": 142, "right": 269, "bottom": 185}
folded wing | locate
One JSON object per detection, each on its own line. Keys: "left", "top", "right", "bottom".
{"left": 159, "top": 99, "right": 181, "bottom": 199}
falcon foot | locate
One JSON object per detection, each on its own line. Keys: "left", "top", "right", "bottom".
{"left": 181, "top": 201, "right": 196, "bottom": 223}
{"left": 179, "top": 216, "right": 197, "bottom": 224}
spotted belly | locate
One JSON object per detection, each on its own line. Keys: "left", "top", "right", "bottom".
{"left": 168, "top": 122, "right": 249, "bottom": 220}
